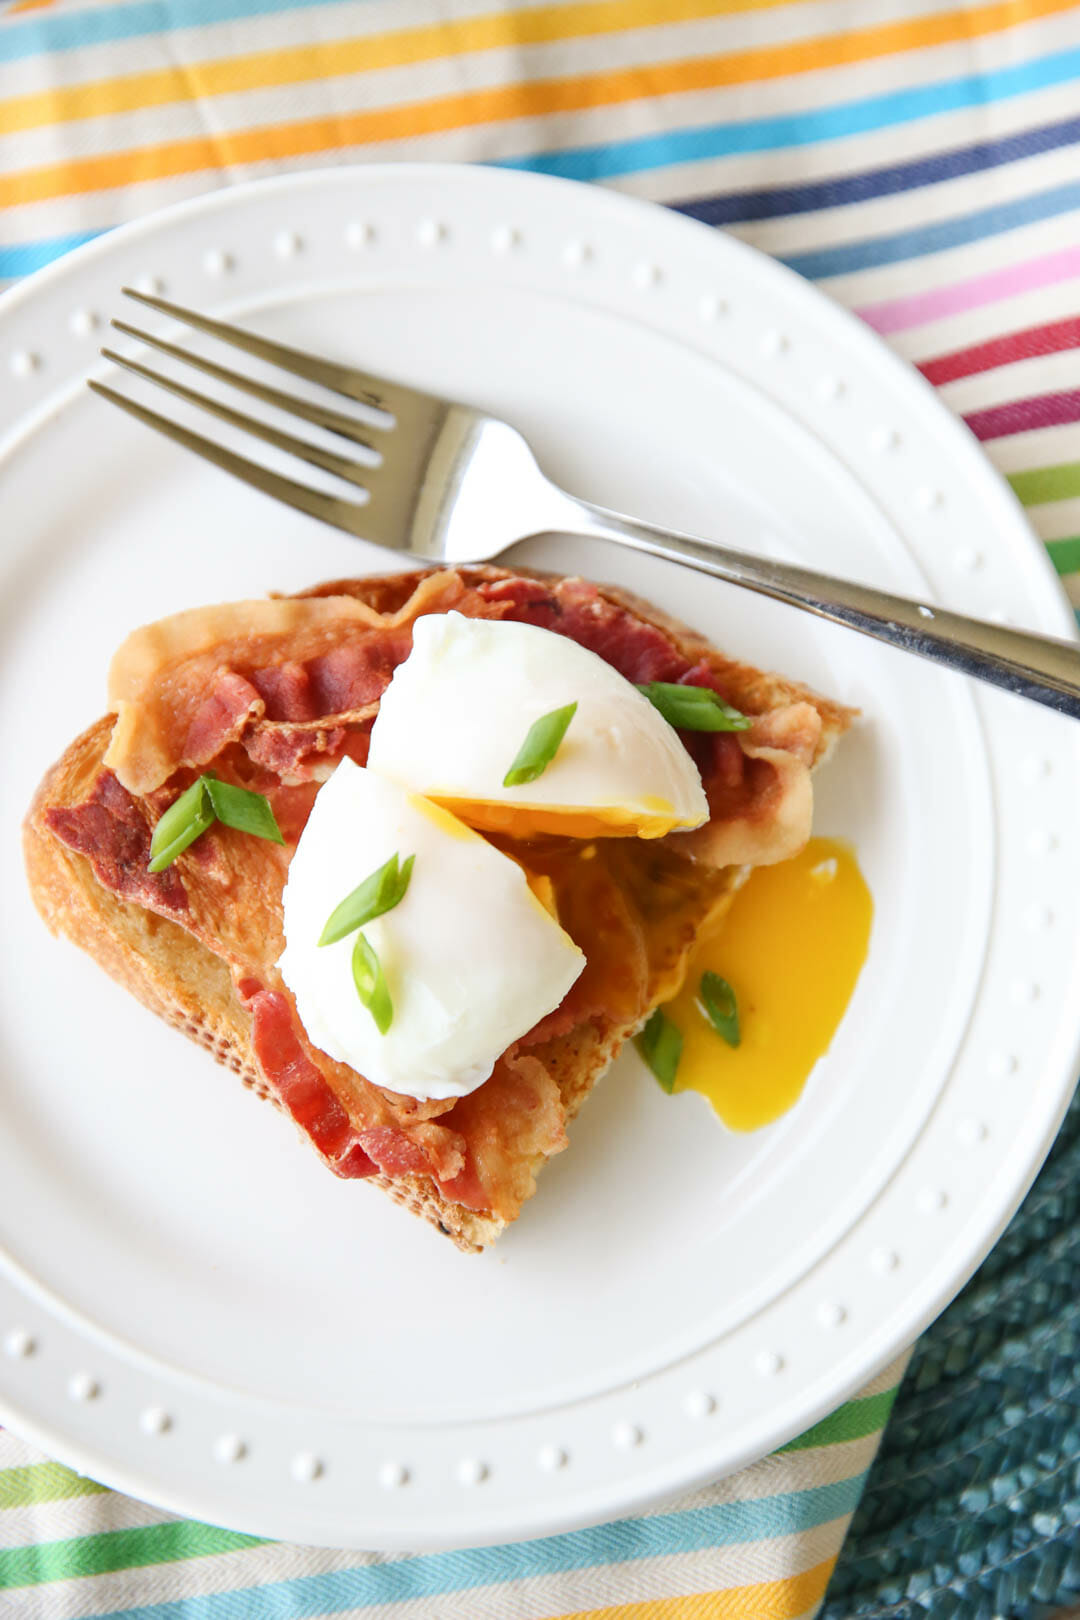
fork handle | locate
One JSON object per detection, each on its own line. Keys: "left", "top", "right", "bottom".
{"left": 563, "top": 497, "right": 1080, "bottom": 720}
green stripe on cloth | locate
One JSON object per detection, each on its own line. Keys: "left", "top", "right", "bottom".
{"left": 1046, "top": 535, "right": 1080, "bottom": 572}
{"left": 0, "top": 1462, "right": 108, "bottom": 1509}
{"left": 0, "top": 1523, "right": 263, "bottom": 1590}
{"left": 779, "top": 1390, "right": 900, "bottom": 1454}
{"left": 1007, "top": 461, "right": 1080, "bottom": 504}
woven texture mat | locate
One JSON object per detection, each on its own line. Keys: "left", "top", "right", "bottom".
{"left": 827, "top": 1083, "right": 1080, "bottom": 1620}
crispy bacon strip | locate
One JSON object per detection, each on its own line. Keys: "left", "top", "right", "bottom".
{"left": 249, "top": 990, "right": 467, "bottom": 1185}
{"left": 105, "top": 573, "right": 466, "bottom": 794}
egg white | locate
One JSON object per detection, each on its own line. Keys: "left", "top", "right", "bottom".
{"left": 366, "top": 612, "right": 708, "bottom": 837}
{"left": 278, "top": 759, "right": 585, "bottom": 1101}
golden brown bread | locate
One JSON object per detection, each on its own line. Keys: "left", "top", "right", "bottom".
{"left": 23, "top": 568, "right": 854, "bottom": 1251}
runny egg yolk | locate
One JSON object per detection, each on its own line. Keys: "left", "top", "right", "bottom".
{"left": 432, "top": 794, "right": 678, "bottom": 841}
{"left": 663, "top": 838, "right": 872, "bottom": 1130}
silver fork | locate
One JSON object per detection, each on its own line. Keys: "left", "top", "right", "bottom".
{"left": 91, "top": 286, "right": 1080, "bottom": 720}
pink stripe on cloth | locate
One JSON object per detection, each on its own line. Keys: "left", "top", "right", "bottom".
{"left": 963, "top": 387, "right": 1080, "bottom": 440}
{"left": 856, "top": 244, "right": 1080, "bottom": 334}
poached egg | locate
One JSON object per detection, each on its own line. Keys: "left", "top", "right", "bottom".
{"left": 278, "top": 758, "right": 585, "bottom": 1101}
{"left": 366, "top": 612, "right": 709, "bottom": 839}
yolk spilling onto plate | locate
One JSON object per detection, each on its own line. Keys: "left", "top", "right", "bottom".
{"left": 664, "top": 838, "right": 872, "bottom": 1130}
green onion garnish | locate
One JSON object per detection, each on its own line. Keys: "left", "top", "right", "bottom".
{"left": 204, "top": 778, "right": 285, "bottom": 845}
{"left": 147, "top": 779, "right": 216, "bottom": 873}
{"left": 352, "top": 933, "right": 393, "bottom": 1034}
{"left": 637, "top": 682, "right": 751, "bottom": 732}
{"left": 700, "top": 971, "right": 740, "bottom": 1047}
{"left": 319, "top": 852, "right": 415, "bottom": 946}
{"left": 147, "top": 774, "right": 283, "bottom": 873}
{"left": 635, "top": 1008, "right": 682, "bottom": 1093}
{"left": 503, "top": 702, "right": 578, "bottom": 787}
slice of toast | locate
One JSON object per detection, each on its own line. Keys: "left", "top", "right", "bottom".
{"left": 23, "top": 567, "right": 853, "bottom": 1250}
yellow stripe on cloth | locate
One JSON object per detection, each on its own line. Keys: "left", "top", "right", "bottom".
{"left": 552, "top": 1556, "right": 837, "bottom": 1619}
{"left": 0, "top": 0, "right": 809, "bottom": 135}
{"left": 3, "top": 0, "right": 1077, "bottom": 199}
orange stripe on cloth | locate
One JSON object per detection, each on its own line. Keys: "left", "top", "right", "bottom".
{"left": 551, "top": 1556, "right": 837, "bottom": 1620}
{"left": 3, "top": 0, "right": 1078, "bottom": 199}
{"left": 0, "top": 0, "right": 807, "bottom": 135}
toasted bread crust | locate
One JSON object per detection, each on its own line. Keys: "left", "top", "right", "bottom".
{"left": 24, "top": 568, "right": 852, "bottom": 1252}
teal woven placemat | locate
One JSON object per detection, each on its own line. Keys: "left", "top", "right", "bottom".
{"left": 826, "top": 1082, "right": 1080, "bottom": 1620}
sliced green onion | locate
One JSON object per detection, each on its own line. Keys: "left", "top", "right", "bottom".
{"left": 147, "top": 774, "right": 283, "bottom": 873}
{"left": 635, "top": 1008, "right": 682, "bottom": 1093}
{"left": 503, "top": 702, "right": 578, "bottom": 787}
{"left": 352, "top": 933, "right": 393, "bottom": 1034}
{"left": 204, "top": 778, "right": 284, "bottom": 845}
{"left": 319, "top": 852, "right": 415, "bottom": 946}
{"left": 700, "top": 971, "right": 740, "bottom": 1047}
{"left": 147, "top": 779, "right": 215, "bottom": 873}
{"left": 637, "top": 682, "right": 751, "bottom": 732}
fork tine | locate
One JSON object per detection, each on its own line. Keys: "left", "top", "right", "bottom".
{"left": 121, "top": 287, "right": 426, "bottom": 417}
{"left": 110, "top": 320, "right": 380, "bottom": 451}
{"left": 100, "top": 348, "right": 370, "bottom": 489}
{"left": 88, "top": 380, "right": 369, "bottom": 537}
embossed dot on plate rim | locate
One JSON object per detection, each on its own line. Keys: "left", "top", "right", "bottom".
{"left": 134, "top": 275, "right": 164, "bottom": 296}
{"left": 214, "top": 1433, "right": 246, "bottom": 1464}
{"left": 988, "top": 1052, "right": 1018, "bottom": 1077}
{"left": 871, "top": 1247, "right": 900, "bottom": 1273}
{"left": 291, "top": 1451, "right": 323, "bottom": 1483}
{"left": 755, "top": 1350, "right": 784, "bottom": 1376}
{"left": 1024, "top": 904, "right": 1054, "bottom": 931}
{"left": 956, "top": 1117, "right": 988, "bottom": 1146}
{"left": 870, "top": 425, "right": 900, "bottom": 451}
{"left": 67, "top": 1372, "right": 100, "bottom": 1402}
{"left": 684, "top": 1390, "right": 716, "bottom": 1418}
{"left": 918, "top": 1187, "right": 947, "bottom": 1213}
{"left": 817, "top": 375, "right": 844, "bottom": 401}
{"left": 1010, "top": 979, "right": 1041, "bottom": 1004}
{"left": 538, "top": 1444, "right": 568, "bottom": 1471}
{"left": 698, "top": 293, "right": 728, "bottom": 320}
{"left": 9, "top": 350, "right": 39, "bottom": 378}
{"left": 139, "top": 1406, "right": 171, "bottom": 1435}
{"left": 1027, "top": 830, "right": 1059, "bottom": 855}
{"left": 760, "top": 329, "right": 788, "bottom": 356}
{"left": 817, "top": 1302, "right": 847, "bottom": 1329}
{"left": 457, "top": 1457, "right": 488, "bottom": 1485}
{"left": 1021, "top": 756, "right": 1053, "bottom": 783}
{"left": 378, "top": 1460, "right": 409, "bottom": 1489}
{"left": 345, "top": 221, "right": 375, "bottom": 249}
{"left": 68, "top": 309, "right": 99, "bottom": 337}
{"left": 633, "top": 261, "right": 662, "bottom": 288}
{"left": 915, "top": 486, "right": 944, "bottom": 511}
{"left": 273, "top": 231, "right": 302, "bottom": 259}
{"left": 416, "top": 218, "right": 446, "bottom": 247}
{"left": 953, "top": 546, "right": 983, "bottom": 572}
{"left": 562, "top": 239, "right": 592, "bottom": 268}
{"left": 4, "top": 1328, "right": 35, "bottom": 1358}
{"left": 490, "top": 224, "right": 520, "bottom": 253}
{"left": 202, "top": 248, "right": 232, "bottom": 276}
{"left": 612, "top": 1421, "right": 643, "bottom": 1449}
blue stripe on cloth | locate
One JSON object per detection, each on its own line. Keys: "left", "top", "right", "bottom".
{"left": 0, "top": 229, "right": 104, "bottom": 278}
{"left": 673, "top": 111, "right": 1080, "bottom": 226}
{"left": 496, "top": 44, "right": 1080, "bottom": 182}
{"left": 94, "top": 1475, "right": 868, "bottom": 1620}
{"left": 781, "top": 176, "right": 1080, "bottom": 279}
{"left": 0, "top": 0, "right": 366, "bottom": 64}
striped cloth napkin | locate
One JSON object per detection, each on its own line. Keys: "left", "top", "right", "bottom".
{"left": 1, "top": 1361, "right": 908, "bottom": 1617}
{"left": 1, "top": 0, "right": 1078, "bottom": 1615}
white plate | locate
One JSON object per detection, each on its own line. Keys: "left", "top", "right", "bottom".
{"left": 1, "top": 164, "right": 1079, "bottom": 1551}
